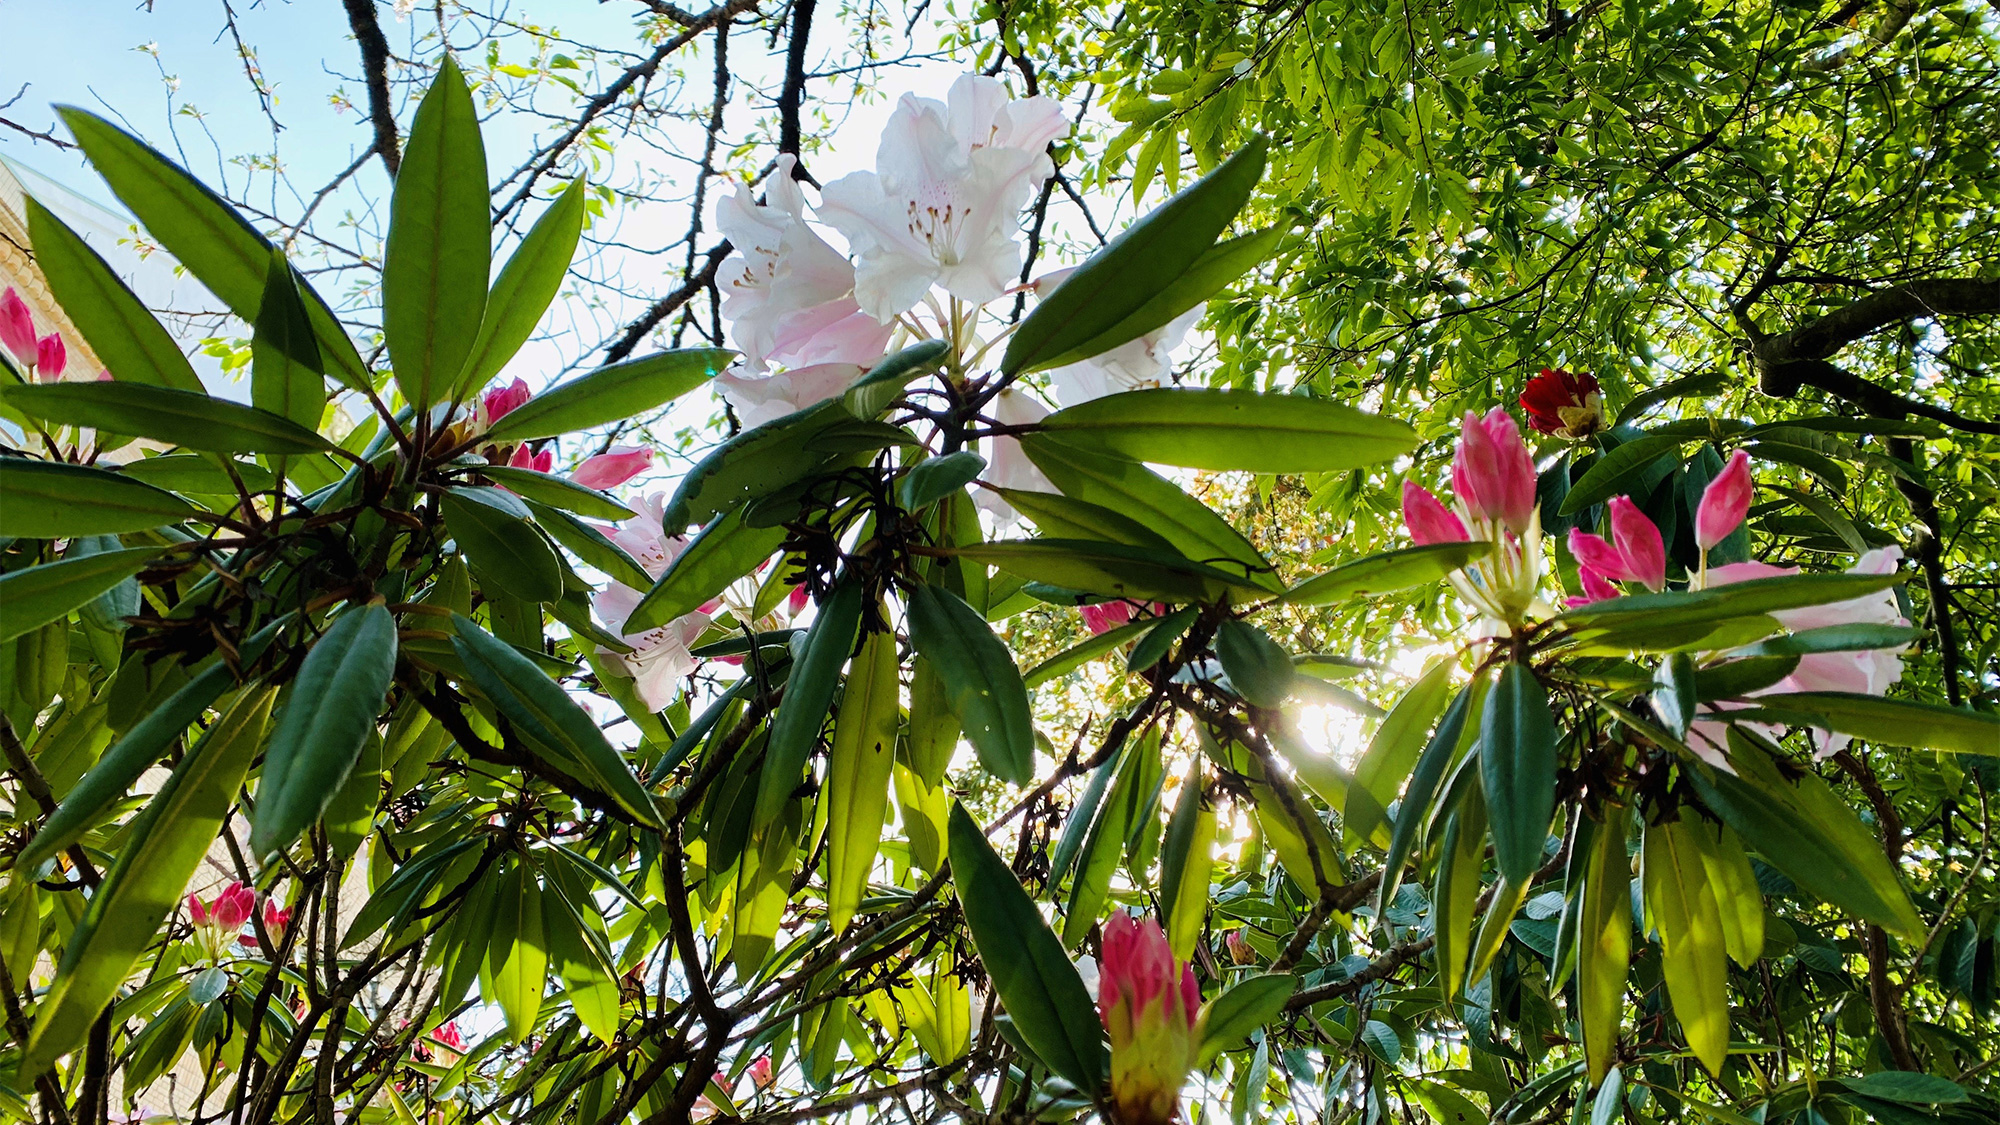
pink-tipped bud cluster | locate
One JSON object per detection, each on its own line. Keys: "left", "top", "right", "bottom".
{"left": 1401, "top": 406, "right": 1546, "bottom": 627}
{"left": 1401, "top": 481, "right": 1469, "bottom": 546}
{"left": 3, "top": 287, "right": 71, "bottom": 382}
{"left": 1100, "top": 912, "right": 1200, "bottom": 1125}
{"left": 477, "top": 377, "right": 533, "bottom": 430}
{"left": 1696, "top": 449, "right": 1752, "bottom": 551}
{"left": 241, "top": 899, "right": 292, "bottom": 949}
{"left": 1451, "top": 407, "right": 1537, "bottom": 535}
{"left": 189, "top": 882, "right": 256, "bottom": 931}
{"left": 1568, "top": 496, "right": 1667, "bottom": 593}
{"left": 509, "top": 442, "right": 555, "bottom": 473}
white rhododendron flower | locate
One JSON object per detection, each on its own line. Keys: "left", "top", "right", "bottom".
{"left": 716, "top": 361, "right": 869, "bottom": 428}
{"left": 592, "top": 494, "right": 713, "bottom": 711}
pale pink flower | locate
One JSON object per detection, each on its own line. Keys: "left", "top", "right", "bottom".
{"left": 0, "top": 287, "right": 35, "bottom": 363}
{"left": 1100, "top": 911, "right": 1199, "bottom": 1125}
{"left": 571, "top": 445, "right": 653, "bottom": 490}
{"left": 975, "top": 387, "right": 1055, "bottom": 521}
{"left": 715, "top": 361, "right": 868, "bottom": 428}
{"left": 1696, "top": 450, "right": 1753, "bottom": 551}
{"left": 819, "top": 75, "right": 1068, "bottom": 318}
{"left": 34, "top": 334, "right": 66, "bottom": 381}
{"left": 717, "top": 155, "right": 891, "bottom": 372}
{"left": 750, "top": 1055, "right": 774, "bottom": 1090}
{"left": 1451, "top": 408, "right": 1537, "bottom": 535}
{"left": 1401, "top": 480, "right": 1470, "bottom": 546}
{"left": 1038, "top": 266, "right": 1202, "bottom": 404}
{"left": 593, "top": 495, "right": 712, "bottom": 712}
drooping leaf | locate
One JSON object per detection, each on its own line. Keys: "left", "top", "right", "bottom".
{"left": 1282, "top": 542, "right": 1492, "bottom": 606}
{"left": 1642, "top": 817, "right": 1730, "bottom": 1075}
{"left": 483, "top": 865, "right": 547, "bottom": 1043}
{"left": 1037, "top": 227, "right": 1283, "bottom": 371}
{"left": 456, "top": 177, "right": 588, "bottom": 399}
{"left": 24, "top": 196, "right": 203, "bottom": 391}
{"left": 1734, "top": 692, "right": 2000, "bottom": 755}
{"left": 251, "top": 247, "right": 326, "bottom": 432}
{"left": 0, "top": 458, "right": 198, "bottom": 537}
{"left": 658, "top": 399, "right": 848, "bottom": 534}
{"left": 824, "top": 627, "right": 901, "bottom": 932}
{"left": 0, "top": 547, "right": 160, "bottom": 644}
{"left": 1579, "top": 805, "right": 1632, "bottom": 1084}
{"left": 988, "top": 486, "right": 1177, "bottom": 554}
{"left": 1480, "top": 663, "right": 1558, "bottom": 884}
{"left": 1195, "top": 973, "right": 1295, "bottom": 1065}
{"left": 1376, "top": 677, "right": 1483, "bottom": 919}
{"left": 22, "top": 687, "right": 275, "bottom": 1078}
{"left": 382, "top": 55, "right": 490, "bottom": 411}
{"left": 1023, "top": 618, "right": 1156, "bottom": 687}
{"left": 1158, "top": 760, "right": 1214, "bottom": 961}
{"left": 451, "top": 615, "right": 662, "bottom": 827}
{"left": 1433, "top": 777, "right": 1487, "bottom": 999}
{"left": 1037, "top": 388, "right": 1418, "bottom": 474}
{"left": 471, "top": 465, "right": 633, "bottom": 520}
{"left": 1005, "top": 137, "right": 1267, "bottom": 374}
{"left": 1347, "top": 659, "right": 1455, "bottom": 849}
{"left": 944, "top": 539, "right": 1268, "bottom": 604}
{"left": 439, "top": 486, "right": 564, "bottom": 603}
{"left": 1128, "top": 607, "right": 1198, "bottom": 673}
{"left": 520, "top": 499, "right": 651, "bottom": 592}
{"left": 905, "top": 584, "right": 1035, "bottom": 785}
{"left": 250, "top": 604, "right": 399, "bottom": 862}
{"left": 753, "top": 577, "right": 863, "bottom": 828}
{"left": 484, "top": 348, "right": 733, "bottom": 443}
{"left": 118, "top": 455, "right": 275, "bottom": 495}
{"left": 1063, "top": 732, "right": 1159, "bottom": 946}
{"left": 900, "top": 450, "right": 987, "bottom": 510}
{"left": 946, "top": 803, "right": 1105, "bottom": 1090}
{"left": 3, "top": 383, "right": 333, "bottom": 455}
{"left": 1214, "top": 619, "right": 1295, "bottom": 709}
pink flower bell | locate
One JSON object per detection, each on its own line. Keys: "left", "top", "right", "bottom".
{"left": 244, "top": 898, "right": 292, "bottom": 948}
{"left": 431, "top": 1021, "right": 466, "bottom": 1053}
{"left": 572, "top": 445, "right": 653, "bottom": 490}
{"left": 1081, "top": 601, "right": 1135, "bottom": 635}
{"left": 750, "top": 1055, "right": 774, "bottom": 1090}
{"left": 508, "top": 442, "right": 555, "bottom": 473}
{"left": 1451, "top": 408, "right": 1537, "bottom": 535}
{"left": 1568, "top": 497, "right": 1666, "bottom": 592}
{"left": 478, "top": 377, "right": 532, "bottom": 429}
{"left": 35, "top": 334, "right": 67, "bottom": 381}
{"left": 1100, "top": 911, "right": 1200, "bottom": 1125}
{"left": 1401, "top": 481, "right": 1469, "bottom": 546}
{"left": 0, "top": 287, "right": 36, "bottom": 364}
{"left": 1696, "top": 450, "right": 1752, "bottom": 551}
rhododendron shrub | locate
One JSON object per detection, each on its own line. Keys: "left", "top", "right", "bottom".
{"left": 1, "top": 44, "right": 1993, "bottom": 1125}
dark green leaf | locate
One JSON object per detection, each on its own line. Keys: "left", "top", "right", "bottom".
{"left": 946, "top": 804, "right": 1105, "bottom": 1090}
{"left": 1377, "top": 680, "right": 1481, "bottom": 920}
{"left": 1560, "top": 433, "right": 1684, "bottom": 515}
{"left": 1039, "top": 388, "right": 1418, "bottom": 474}
{"left": 659, "top": 399, "right": 847, "bottom": 534}
{"left": 753, "top": 577, "right": 863, "bottom": 828}
{"left": 118, "top": 455, "right": 275, "bottom": 495}
{"left": 1481, "top": 663, "right": 1558, "bottom": 884}
{"left": 943, "top": 539, "right": 1268, "bottom": 604}
{"left": 844, "top": 340, "right": 950, "bottom": 418}
{"left": 475, "top": 465, "right": 634, "bottom": 520}
{"left": 484, "top": 349, "right": 732, "bottom": 443}
{"left": 906, "top": 585, "right": 1035, "bottom": 785}
{"left": 899, "top": 451, "right": 987, "bottom": 511}
{"left": 1835, "top": 1073, "right": 1968, "bottom": 1106}
{"left": 1215, "top": 619, "right": 1294, "bottom": 709}
{"left": 0, "top": 547, "right": 161, "bottom": 644}
{"left": 382, "top": 55, "right": 489, "bottom": 411}
{"left": 1729, "top": 623, "right": 1924, "bottom": 658}
{"left": 24, "top": 197, "right": 203, "bottom": 391}
{"left": 456, "top": 177, "right": 587, "bottom": 399}
{"left": 0, "top": 458, "right": 198, "bottom": 537}
{"left": 1005, "top": 137, "right": 1266, "bottom": 374}
{"left": 250, "top": 604, "right": 398, "bottom": 862}
{"left": 440, "top": 486, "right": 564, "bottom": 603}
{"left": 251, "top": 248, "right": 325, "bottom": 432}
{"left": 624, "top": 507, "right": 785, "bottom": 632}
{"left": 3, "top": 383, "right": 333, "bottom": 455}
{"left": 1129, "top": 607, "right": 1198, "bottom": 672}
{"left": 1036, "top": 227, "right": 1282, "bottom": 371}
{"left": 1738, "top": 692, "right": 2000, "bottom": 755}
{"left": 520, "top": 499, "right": 651, "bottom": 591}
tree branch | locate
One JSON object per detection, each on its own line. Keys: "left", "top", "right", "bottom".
{"left": 340, "top": 0, "right": 402, "bottom": 176}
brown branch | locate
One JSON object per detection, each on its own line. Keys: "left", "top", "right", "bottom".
{"left": 1755, "top": 358, "right": 2000, "bottom": 435}
{"left": 1757, "top": 278, "right": 2000, "bottom": 364}
{"left": 1887, "top": 439, "right": 1965, "bottom": 706}
{"left": 777, "top": 0, "right": 817, "bottom": 162}
{"left": 1833, "top": 751, "right": 1922, "bottom": 1072}
{"left": 604, "top": 240, "right": 733, "bottom": 363}
{"left": 340, "top": 0, "right": 401, "bottom": 176}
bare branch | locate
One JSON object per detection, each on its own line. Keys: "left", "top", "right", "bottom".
{"left": 341, "top": 0, "right": 402, "bottom": 175}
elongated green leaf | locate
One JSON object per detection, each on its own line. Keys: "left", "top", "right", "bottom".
{"left": 518, "top": 499, "right": 651, "bottom": 590}
{"left": 1729, "top": 622, "right": 1924, "bottom": 658}
{"left": 383, "top": 55, "right": 489, "bottom": 411}
{"left": 844, "top": 340, "right": 950, "bottom": 418}
{"left": 451, "top": 615, "right": 662, "bottom": 826}
{"left": 250, "top": 604, "right": 398, "bottom": 862}
{"left": 1129, "top": 607, "right": 1198, "bottom": 672}
{"left": 1038, "top": 227, "right": 1282, "bottom": 371}
{"left": 252, "top": 247, "right": 325, "bottom": 431}
{"left": 989, "top": 486, "right": 1178, "bottom": 553}
{"left": 825, "top": 627, "right": 901, "bottom": 932}
{"left": 4, "top": 383, "right": 333, "bottom": 455}
{"left": 753, "top": 577, "right": 863, "bottom": 827}
{"left": 542, "top": 875, "right": 621, "bottom": 1041}
{"left": 900, "top": 451, "right": 986, "bottom": 511}
{"left": 342, "top": 837, "right": 484, "bottom": 948}
{"left": 1690, "top": 731, "right": 1922, "bottom": 937}
{"left": 440, "top": 486, "right": 563, "bottom": 603}
{"left": 946, "top": 539, "right": 1266, "bottom": 604}
{"left": 118, "top": 455, "right": 275, "bottom": 495}
{"left": 1557, "top": 572, "right": 1903, "bottom": 637}
{"left": 0, "top": 547, "right": 160, "bottom": 644}
{"left": 1689, "top": 819, "right": 1764, "bottom": 967}
{"left": 485, "top": 349, "right": 733, "bottom": 443}
{"left": 906, "top": 585, "right": 1035, "bottom": 785}
{"left": 1481, "top": 663, "right": 1557, "bottom": 884}
{"left": 1738, "top": 692, "right": 2000, "bottom": 755}
{"left": 1376, "top": 677, "right": 1483, "bottom": 920}
{"left": 1283, "top": 543, "right": 1492, "bottom": 606}
{"left": 1215, "top": 619, "right": 1294, "bottom": 709}
{"left": 57, "top": 107, "right": 368, "bottom": 389}
{"left": 0, "top": 458, "right": 198, "bottom": 537}
{"left": 1062, "top": 735, "right": 1154, "bottom": 946}
{"left": 1579, "top": 805, "right": 1632, "bottom": 1084}
{"left": 1019, "top": 435, "right": 1272, "bottom": 583}
{"left": 1038, "top": 388, "right": 1418, "bottom": 474}
{"left": 624, "top": 507, "right": 785, "bottom": 632}
{"left": 1643, "top": 818, "right": 1729, "bottom": 1075}
{"left": 1024, "top": 618, "right": 1155, "bottom": 687}
{"left": 24, "top": 197, "right": 202, "bottom": 391}
{"left": 456, "top": 178, "right": 587, "bottom": 399}
{"left": 485, "top": 865, "right": 547, "bottom": 1042}
{"left": 658, "top": 398, "right": 846, "bottom": 534}
{"left": 22, "top": 687, "right": 275, "bottom": 1078}
{"left": 475, "top": 465, "right": 633, "bottom": 520}
{"left": 1195, "top": 973, "right": 1295, "bottom": 1065}
{"left": 946, "top": 804, "right": 1105, "bottom": 1090}
{"left": 1837, "top": 1073, "right": 1969, "bottom": 1106}
{"left": 1005, "top": 137, "right": 1266, "bottom": 374}
{"left": 1158, "top": 761, "right": 1214, "bottom": 961}
{"left": 1347, "top": 659, "right": 1455, "bottom": 849}
{"left": 1433, "top": 778, "right": 1486, "bottom": 1000}
{"left": 1560, "top": 434, "right": 1684, "bottom": 515}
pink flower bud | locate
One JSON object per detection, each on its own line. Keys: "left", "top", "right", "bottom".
{"left": 1565, "top": 566, "right": 1622, "bottom": 606}
{"left": 750, "top": 1055, "right": 774, "bottom": 1090}
{"left": 1100, "top": 912, "right": 1199, "bottom": 1125}
{"left": 187, "top": 893, "right": 211, "bottom": 927}
{"left": 1401, "top": 481, "right": 1469, "bottom": 546}
{"left": 431, "top": 1021, "right": 466, "bottom": 1052}
{"left": 508, "top": 442, "right": 554, "bottom": 473}
{"left": 1608, "top": 497, "right": 1665, "bottom": 592}
{"left": 1451, "top": 408, "right": 1536, "bottom": 534}
{"left": 1696, "top": 449, "right": 1752, "bottom": 550}
{"left": 478, "top": 377, "right": 532, "bottom": 428}
{"left": 572, "top": 445, "right": 653, "bottom": 490}
{"left": 35, "top": 334, "right": 67, "bottom": 381}
{"left": 1080, "top": 601, "right": 1134, "bottom": 635}
{"left": 786, "top": 584, "right": 810, "bottom": 616}
{"left": 1225, "top": 930, "right": 1258, "bottom": 965}
{"left": 213, "top": 882, "right": 255, "bottom": 930}
{"left": 0, "top": 288, "right": 35, "bottom": 363}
